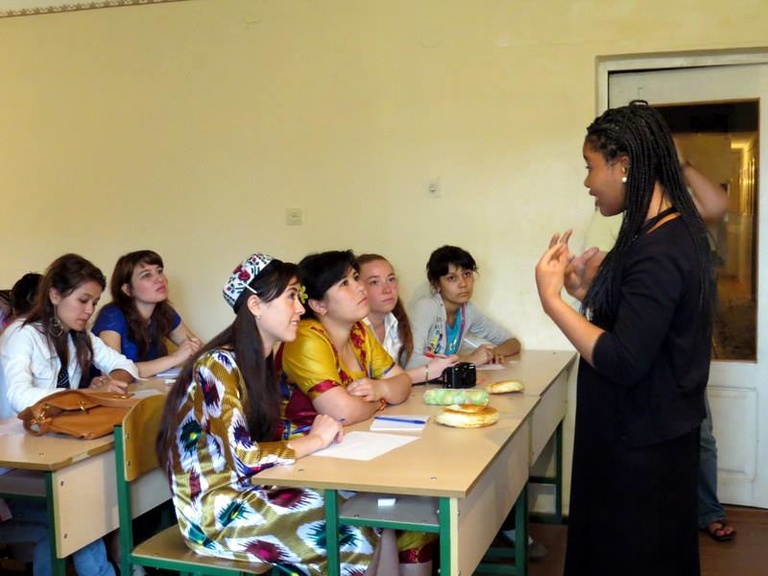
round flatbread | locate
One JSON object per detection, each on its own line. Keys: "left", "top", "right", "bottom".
{"left": 435, "top": 404, "right": 499, "bottom": 428}
{"left": 486, "top": 379, "right": 524, "bottom": 394}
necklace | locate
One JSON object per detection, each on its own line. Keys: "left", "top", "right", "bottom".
{"left": 633, "top": 206, "right": 678, "bottom": 243}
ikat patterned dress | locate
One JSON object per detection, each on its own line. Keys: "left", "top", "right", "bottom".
{"left": 166, "top": 349, "right": 380, "bottom": 575}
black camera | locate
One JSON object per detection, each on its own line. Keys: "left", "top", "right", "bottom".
{"left": 441, "top": 362, "right": 477, "bottom": 389}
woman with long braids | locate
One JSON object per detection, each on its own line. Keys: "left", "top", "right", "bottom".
{"left": 536, "top": 101, "right": 714, "bottom": 575}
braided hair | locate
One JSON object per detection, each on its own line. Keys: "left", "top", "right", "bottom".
{"left": 581, "top": 101, "right": 714, "bottom": 328}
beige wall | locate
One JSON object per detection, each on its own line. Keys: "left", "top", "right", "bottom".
{"left": 1, "top": 0, "right": 766, "bottom": 343}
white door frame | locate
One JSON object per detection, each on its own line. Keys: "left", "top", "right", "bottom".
{"left": 597, "top": 49, "right": 768, "bottom": 508}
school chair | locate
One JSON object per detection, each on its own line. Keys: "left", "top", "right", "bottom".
{"left": 113, "top": 395, "right": 273, "bottom": 576}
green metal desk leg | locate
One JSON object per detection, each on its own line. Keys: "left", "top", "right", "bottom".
{"left": 437, "top": 497, "right": 452, "bottom": 575}
{"left": 515, "top": 484, "right": 528, "bottom": 576}
{"left": 325, "top": 489, "right": 341, "bottom": 576}
{"left": 45, "top": 472, "right": 67, "bottom": 576}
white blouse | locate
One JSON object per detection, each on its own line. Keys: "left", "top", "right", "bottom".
{"left": 0, "top": 319, "right": 138, "bottom": 417}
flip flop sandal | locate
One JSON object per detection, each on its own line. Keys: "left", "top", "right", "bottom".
{"left": 703, "top": 520, "right": 737, "bottom": 542}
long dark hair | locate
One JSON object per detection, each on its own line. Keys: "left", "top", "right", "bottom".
{"left": 426, "top": 245, "right": 478, "bottom": 289}
{"left": 103, "top": 250, "right": 176, "bottom": 359}
{"left": 356, "top": 253, "right": 414, "bottom": 365}
{"left": 156, "top": 259, "right": 298, "bottom": 468}
{"left": 581, "top": 101, "right": 714, "bottom": 326}
{"left": 10, "top": 272, "right": 42, "bottom": 318}
{"left": 24, "top": 254, "right": 106, "bottom": 385}
{"left": 298, "top": 250, "right": 358, "bottom": 320}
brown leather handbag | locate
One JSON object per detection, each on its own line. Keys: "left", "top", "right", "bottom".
{"left": 18, "top": 389, "right": 141, "bottom": 439}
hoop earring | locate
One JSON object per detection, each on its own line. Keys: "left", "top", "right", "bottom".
{"left": 49, "top": 310, "right": 64, "bottom": 337}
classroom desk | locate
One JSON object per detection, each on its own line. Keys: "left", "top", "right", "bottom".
{"left": 0, "top": 421, "right": 116, "bottom": 576}
{"left": 0, "top": 380, "right": 168, "bottom": 576}
{"left": 482, "top": 349, "right": 577, "bottom": 521}
{"left": 258, "top": 396, "right": 534, "bottom": 576}
{"left": 256, "top": 350, "right": 576, "bottom": 576}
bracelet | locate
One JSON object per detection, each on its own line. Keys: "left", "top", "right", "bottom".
{"left": 377, "top": 398, "right": 387, "bottom": 412}
{"left": 425, "top": 364, "right": 430, "bottom": 383}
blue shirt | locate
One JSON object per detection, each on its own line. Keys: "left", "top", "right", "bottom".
{"left": 92, "top": 303, "right": 181, "bottom": 362}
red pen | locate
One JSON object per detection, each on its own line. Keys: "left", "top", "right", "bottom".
{"left": 424, "top": 352, "right": 447, "bottom": 359}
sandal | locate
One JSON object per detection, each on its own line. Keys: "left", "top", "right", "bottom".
{"left": 702, "top": 520, "right": 737, "bottom": 542}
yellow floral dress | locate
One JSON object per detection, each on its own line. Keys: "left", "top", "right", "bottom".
{"left": 165, "top": 349, "right": 380, "bottom": 575}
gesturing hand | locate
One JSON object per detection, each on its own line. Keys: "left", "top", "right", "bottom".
{"left": 536, "top": 231, "right": 571, "bottom": 311}
{"left": 564, "top": 247, "right": 605, "bottom": 301}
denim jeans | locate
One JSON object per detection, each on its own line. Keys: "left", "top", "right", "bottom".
{"left": 698, "top": 396, "right": 725, "bottom": 528}
{"left": 1, "top": 499, "right": 115, "bottom": 576}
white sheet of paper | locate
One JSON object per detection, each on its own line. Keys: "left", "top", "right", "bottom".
{"left": 476, "top": 364, "right": 505, "bottom": 371}
{"left": 131, "top": 388, "right": 164, "bottom": 398}
{"left": 312, "top": 431, "right": 418, "bottom": 461}
{"left": 155, "top": 367, "right": 181, "bottom": 379}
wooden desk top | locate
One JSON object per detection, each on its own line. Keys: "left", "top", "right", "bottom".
{"left": 256, "top": 349, "right": 573, "bottom": 498}
{"left": 0, "top": 418, "right": 115, "bottom": 471}
{"left": 0, "top": 379, "right": 168, "bottom": 472}
{"left": 481, "top": 349, "right": 576, "bottom": 397}
{"left": 257, "top": 400, "right": 528, "bottom": 498}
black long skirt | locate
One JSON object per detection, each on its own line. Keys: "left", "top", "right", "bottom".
{"left": 565, "top": 421, "right": 700, "bottom": 576}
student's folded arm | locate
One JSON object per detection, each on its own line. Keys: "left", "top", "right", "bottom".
{"left": 378, "top": 365, "right": 412, "bottom": 404}
{"left": 312, "top": 386, "right": 380, "bottom": 424}
{"left": 493, "top": 337, "right": 521, "bottom": 358}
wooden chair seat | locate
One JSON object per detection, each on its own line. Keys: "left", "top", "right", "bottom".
{"left": 133, "top": 525, "right": 272, "bottom": 574}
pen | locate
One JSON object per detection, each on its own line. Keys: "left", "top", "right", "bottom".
{"left": 424, "top": 352, "right": 446, "bottom": 359}
{"left": 292, "top": 417, "right": 346, "bottom": 436}
{"left": 374, "top": 416, "right": 428, "bottom": 425}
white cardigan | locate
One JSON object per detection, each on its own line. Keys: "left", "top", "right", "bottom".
{"left": 0, "top": 319, "right": 138, "bottom": 417}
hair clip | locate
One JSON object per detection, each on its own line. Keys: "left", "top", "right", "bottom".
{"left": 298, "top": 284, "right": 308, "bottom": 304}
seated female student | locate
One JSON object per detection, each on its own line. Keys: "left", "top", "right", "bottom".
{"left": 93, "top": 250, "right": 201, "bottom": 378}
{"left": 407, "top": 245, "right": 521, "bottom": 370}
{"left": 0, "top": 273, "right": 42, "bottom": 419}
{"left": 0, "top": 254, "right": 138, "bottom": 576}
{"left": 1, "top": 253, "right": 137, "bottom": 412}
{"left": 278, "top": 250, "right": 413, "bottom": 430}
{"left": 156, "top": 252, "right": 429, "bottom": 575}
{"left": 357, "top": 253, "right": 457, "bottom": 383}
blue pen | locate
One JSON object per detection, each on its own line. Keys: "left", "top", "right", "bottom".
{"left": 374, "top": 416, "right": 428, "bottom": 425}
{"left": 292, "top": 417, "right": 346, "bottom": 436}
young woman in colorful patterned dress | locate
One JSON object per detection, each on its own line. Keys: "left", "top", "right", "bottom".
{"left": 156, "top": 253, "right": 405, "bottom": 575}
